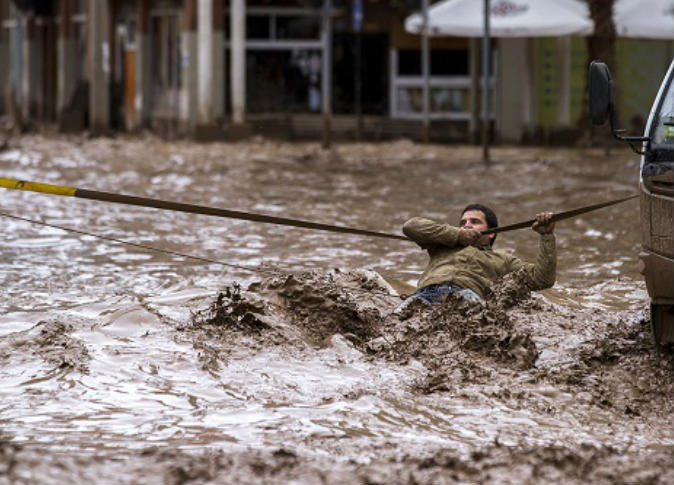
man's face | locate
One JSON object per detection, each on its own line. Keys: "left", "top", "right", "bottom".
{"left": 459, "top": 210, "right": 495, "bottom": 246}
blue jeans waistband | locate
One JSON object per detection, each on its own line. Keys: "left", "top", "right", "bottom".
{"left": 415, "top": 283, "right": 481, "bottom": 303}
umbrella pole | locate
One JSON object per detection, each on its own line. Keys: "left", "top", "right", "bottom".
{"left": 322, "top": 0, "right": 333, "bottom": 149}
{"left": 422, "top": 0, "right": 430, "bottom": 143}
{"left": 481, "top": 0, "right": 491, "bottom": 164}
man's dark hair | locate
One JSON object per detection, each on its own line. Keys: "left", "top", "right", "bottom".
{"left": 462, "top": 203, "right": 498, "bottom": 246}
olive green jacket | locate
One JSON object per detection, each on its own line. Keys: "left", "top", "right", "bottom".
{"left": 403, "top": 217, "right": 556, "bottom": 297}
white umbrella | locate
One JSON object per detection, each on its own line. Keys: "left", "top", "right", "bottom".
{"left": 405, "top": 0, "right": 593, "bottom": 38}
{"left": 404, "top": 0, "right": 593, "bottom": 150}
{"left": 614, "top": 0, "right": 674, "bottom": 39}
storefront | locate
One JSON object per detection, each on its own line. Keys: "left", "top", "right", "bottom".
{"left": 388, "top": 16, "right": 477, "bottom": 127}
{"left": 227, "top": 6, "right": 325, "bottom": 114}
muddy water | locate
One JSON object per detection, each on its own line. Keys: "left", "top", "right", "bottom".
{"left": 0, "top": 135, "right": 671, "bottom": 484}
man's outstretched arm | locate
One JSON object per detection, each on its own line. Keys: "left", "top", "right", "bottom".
{"left": 508, "top": 212, "right": 557, "bottom": 290}
{"left": 403, "top": 217, "right": 479, "bottom": 250}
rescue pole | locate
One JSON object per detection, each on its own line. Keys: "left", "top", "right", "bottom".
{"left": 0, "top": 177, "right": 408, "bottom": 241}
{"left": 1, "top": 176, "right": 637, "bottom": 239}
{"left": 481, "top": 194, "right": 639, "bottom": 234}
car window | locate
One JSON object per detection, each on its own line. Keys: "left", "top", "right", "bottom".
{"left": 644, "top": 69, "right": 674, "bottom": 195}
{"left": 652, "top": 72, "right": 674, "bottom": 146}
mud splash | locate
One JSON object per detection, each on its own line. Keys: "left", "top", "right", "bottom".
{"left": 0, "top": 319, "right": 90, "bottom": 373}
{"left": 543, "top": 308, "right": 674, "bottom": 420}
{"left": 190, "top": 269, "right": 389, "bottom": 346}
{"left": 191, "top": 269, "right": 540, "bottom": 387}
{"left": 188, "top": 268, "right": 673, "bottom": 454}
{"left": 2, "top": 431, "right": 672, "bottom": 485}
{"left": 190, "top": 268, "right": 672, "bottom": 420}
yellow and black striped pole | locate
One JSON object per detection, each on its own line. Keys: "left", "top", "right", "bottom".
{"left": 1, "top": 176, "right": 638, "bottom": 238}
{"left": 0, "top": 177, "right": 409, "bottom": 241}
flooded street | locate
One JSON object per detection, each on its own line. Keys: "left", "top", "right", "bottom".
{"left": 1, "top": 134, "right": 672, "bottom": 484}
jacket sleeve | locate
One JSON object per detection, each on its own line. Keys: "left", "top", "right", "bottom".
{"left": 506, "top": 234, "right": 557, "bottom": 290}
{"left": 402, "top": 217, "right": 462, "bottom": 250}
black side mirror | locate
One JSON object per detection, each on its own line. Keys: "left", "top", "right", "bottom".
{"left": 589, "top": 60, "right": 614, "bottom": 126}
{"left": 588, "top": 60, "right": 651, "bottom": 154}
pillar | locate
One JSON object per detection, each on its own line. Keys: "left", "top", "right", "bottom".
{"left": 230, "top": 0, "right": 245, "bottom": 127}
{"left": 195, "top": 0, "right": 226, "bottom": 139}
{"left": 469, "top": 38, "right": 479, "bottom": 143}
{"left": 0, "top": 1, "right": 7, "bottom": 115}
{"left": 134, "top": 0, "right": 151, "bottom": 130}
{"left": 557, "top": 36, "right": 571, "bottom": 127}
{"left": 498, "top": 38, "right": 527, "bottom": 143}
{"left": 57, "top": 0, "right": 76, "bottom": 119}
{"left": 421, "top": 0, "right": 430, "bottom": 143}
{"left": 197, "top": 0, "right": 213, "bottom": 125}
{"left": 88, "top": 0, "right": 110, "bottom": 133}
{"left": 212, "top": 0, "right": 224, "bottom": 122}
{"left": 526, "top": 38, "right": 537, "bottom": 135}
{"left": 21, "top": 11, "right": 37, "bottom": 121}
{"left": 181, "top": 0, "right": 198, "bottom": 129}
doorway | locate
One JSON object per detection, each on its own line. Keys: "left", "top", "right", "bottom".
{"left": 333, "top": 32, "right": 388, "bottom": 115}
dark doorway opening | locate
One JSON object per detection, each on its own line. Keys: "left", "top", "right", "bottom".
{"left": 333, "top": 32, "right": 388, "bottom": 115}
{"left": 244, "top": 49, "right": 323, "bottom": 114}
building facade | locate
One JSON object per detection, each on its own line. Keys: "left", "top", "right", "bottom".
{"left": 1, "top": 0, "right": 672, "bottom": 142}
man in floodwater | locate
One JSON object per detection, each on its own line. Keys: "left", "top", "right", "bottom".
{"left": 402, "top": 204, "right": 556, "bottom": 303}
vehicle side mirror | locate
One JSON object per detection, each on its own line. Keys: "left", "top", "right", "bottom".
{"left": 589, "top": 60, "right": 614, "bottom": 126}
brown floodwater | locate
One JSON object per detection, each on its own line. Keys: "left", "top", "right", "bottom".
{"left": 0, "top": 134, "right": 671, "bottom": 484}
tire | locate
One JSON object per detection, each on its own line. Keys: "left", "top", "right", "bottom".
{"left": 651, "top": 304, "right": 674, "bottom": 351}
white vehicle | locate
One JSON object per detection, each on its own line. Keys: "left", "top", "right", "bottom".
{"left": 589, "top": 60, "right": 674, "bottom": 349}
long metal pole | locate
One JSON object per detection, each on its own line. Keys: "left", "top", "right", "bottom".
{"left": 0, "top": 177, "right": 637, "bottom": 239}
{"left": 482, "top": 195, "right": 638, "bottom": 234}
{"left": 421, "top": 0, "right": 430, "bottom": 143}
{"left": 353, "top": 0, "right": 363, "bottom": 139}
{"left": 481, "top": 0, "right": 490, "bottom": 164}
{"left": 0, "top": 177, "right": 408, "bottom": 240}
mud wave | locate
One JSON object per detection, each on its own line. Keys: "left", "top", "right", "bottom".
{"left": 0, "top": 320, "right": 90, "bottom": 373}
{"left": 190, "top": 268, "right": 673, "bottom": 432}
{"left": 190, "top": 269, "right": 539, "bottom": 373}
{"left": 2, "top": 439, "right": 672, "bottom": 485}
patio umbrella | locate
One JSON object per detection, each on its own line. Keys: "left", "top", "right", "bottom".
{"left": 405, "top": 0, "right": 593, "bottom": 37}
{"left": 614, "top": 0, "right": 674, "bottom": 39}
{"left": 404, "top": 0, "right": 593, "bottom": 157}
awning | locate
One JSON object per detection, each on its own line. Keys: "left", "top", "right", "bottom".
{"left": 614, "top": 0, "right": 674, "bottom": 39}
{"left": 405, "top": 0, "right": 594, "bottom": 38}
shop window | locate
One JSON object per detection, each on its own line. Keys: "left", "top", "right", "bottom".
{"left": 246, "top": 50, "right": 323, "bottom": 113}
{"left": 398, "top": 50, "right": 421, "bottom": 76}
{"left": 226, "top": 13, "right": 321, "bottom": 41}
{"left": 276, "top": 15, "right": 320, "bottom": 40}
{"left": 397, "top": 49, "right": 469, "bottom": 76}
{"left": 70, "top": 0, "right": 86, "bottom": 15}
{"left": 396, "top": 87, "right": 469, "bottom": 115}
{"left": 247, "top": 15, "right": 270, "bottom": 39}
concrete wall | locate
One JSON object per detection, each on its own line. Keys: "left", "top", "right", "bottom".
{"left": 180, "top": 0, "right": 197, "bottom": 130}
{"left": 497, "top": 38, "right": 529, "bottom": 143}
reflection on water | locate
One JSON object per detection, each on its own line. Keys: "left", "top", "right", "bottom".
{"left": 0, "top": 136, "right": 668, "bottom": 461}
